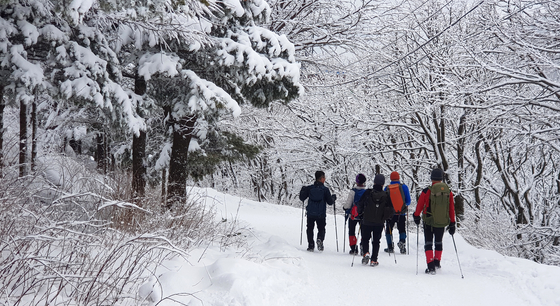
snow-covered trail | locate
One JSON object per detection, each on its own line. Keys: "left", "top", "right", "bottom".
{"left": 149, "top": 188, "right": 560, "bottom": 306}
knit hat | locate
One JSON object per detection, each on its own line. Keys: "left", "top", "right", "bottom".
{"left": 356, "top": 173, "right": 366, "bottom": 185}
{"left": 430, "top": 168, "right": 444, "bottom": 181}
{"left": 390, "top": 171, "right": 400, "bottom": 181}
{"left": 373, "top": 174, "right": 385, "bottom": 186}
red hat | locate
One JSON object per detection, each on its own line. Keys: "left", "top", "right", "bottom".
{"left": 390, "top": 171, "right": 400, "bottom": 181}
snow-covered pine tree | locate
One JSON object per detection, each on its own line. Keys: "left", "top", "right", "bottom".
{"left": 102, "top": 0, "right": 302, "bottom": 208}
{"left": 0, "top": 0, "right": 144, "bottom": 177}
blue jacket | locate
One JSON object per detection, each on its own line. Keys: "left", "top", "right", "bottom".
{"left": 384, "top": 181, "right": 411, "bottom": 215}
{"left": 299, "top": 182, "right": 334, "bottom": 218}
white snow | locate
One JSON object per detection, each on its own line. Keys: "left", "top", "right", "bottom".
{"left": 223, "top": 0, "right": 245, "bottom": 17}
{"left": 17, "top": 20, "right": 39, "bottom": 46}
{"left": 68, "top": 0, "right": 95, "bottom": 24}
{"left": 10, "top": 44, "right": 44, "bottom": 88}
{"left": 140, "top": 187, "right": 560, "bottom": 306}
{"left": 138, "top": 52, "right": 180, "bottom": 81}
{"left": 39, "top": 24, "right": 68, "bottom": 43}
{"left": 0, "top": 17, "right": 17, "bottom": 53}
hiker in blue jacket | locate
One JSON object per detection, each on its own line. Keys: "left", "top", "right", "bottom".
{"left": 384, "top": 171, "right": 412, "bottom": 254}
{"left": 343, "top": 173, "right": 367, "bottom": 255}
{"left": 299, "top": 171, "right": 336, "bottom": 252}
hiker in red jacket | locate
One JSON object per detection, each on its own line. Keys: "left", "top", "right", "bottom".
{"left": 413, "top": 168, "right": 456, "bottom": 274}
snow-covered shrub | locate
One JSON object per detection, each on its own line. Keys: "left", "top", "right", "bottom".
{"left": 0, "top": 157, "right": 224, "bottom": 305}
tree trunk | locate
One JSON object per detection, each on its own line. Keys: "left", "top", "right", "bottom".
{"left": 166, "top": 115, "right": 196, "bottom": 209}
{"left": 96, "top": 132, "right": 106, "bottom": 174}
{"left": 0, "top": 85, "right": 4, "bottom": 175}
{"left": 132, "top": 76, "right": 147, "bottom": 202}
{"left": 161, "top": 168, "right": 167, "bottom": 205}
{"left": 31, "top": 99, "right": 37, "bottom": 172}
{"left": 474, "top": 138, "right": 484, "bottom": 222}
{"left": 19, "top": 100, "right": 28, "bottom": 177}
{"left": 455, "top": 112, "right": 467, "bottom": 223}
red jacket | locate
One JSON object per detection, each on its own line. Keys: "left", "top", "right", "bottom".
{"left": 413, "top": 183, "right": 456, "bottom": 224}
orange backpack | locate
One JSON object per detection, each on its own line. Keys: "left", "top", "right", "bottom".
{"left": 387, "top": 184, "right": 406, "bottom": 213}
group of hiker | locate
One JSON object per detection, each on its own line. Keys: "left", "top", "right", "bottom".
{"left": 299, "top": 169, "right": 456, "bottom": 274}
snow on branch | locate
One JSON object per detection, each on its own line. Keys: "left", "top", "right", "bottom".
{"left": 9, "top": 44, "right": 44, "bottom": 89}
{"left": 180, "top": 69, "right": 241, "bottom": 118}
{"left": 138, "top": 51, "right": 181, "bottom": 80}
{"left": 67, "top": 0, "right": 95, "bottom": 24}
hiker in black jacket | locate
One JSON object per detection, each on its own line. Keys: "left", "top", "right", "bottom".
{"left": 354, "top": 174, "right": 394, "bottom": 266}
{"left": 299, "top": 171, "right": 336, "bottom": 252}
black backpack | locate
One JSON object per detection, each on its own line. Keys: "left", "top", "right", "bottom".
{"left": 308, "top": 185, "right": 325, "bottom": 203}
{"left": 361, "top": 189, "right": 393, "bottom": 225}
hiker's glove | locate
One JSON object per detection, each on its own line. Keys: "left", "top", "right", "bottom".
{"left": 331, "top": 194, "right": 337, "bottom": 201}
{"left": 413, "top": 215, "right": 421, "bottom": 225}
{"left": 448, "top": 222, "right": 456, "bottom": 235}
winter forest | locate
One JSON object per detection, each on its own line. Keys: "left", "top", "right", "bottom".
{"left": 1, "top": 0, "right": 559, "bottom": 304}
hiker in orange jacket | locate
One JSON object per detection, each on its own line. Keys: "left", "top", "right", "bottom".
{"left": 383, "top": 171, "right": 411, "bottom": 254}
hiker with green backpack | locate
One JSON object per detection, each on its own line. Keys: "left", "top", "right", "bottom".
{"left": 383, "top": 171, "right": 411, "bottom": 254}
{"left": 413, "top": 168, "right": 456, "bottom": 275}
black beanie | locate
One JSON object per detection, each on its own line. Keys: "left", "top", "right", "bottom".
{"left": 431, "top": 168, "right": 444, "bottom": 181}
{"left": 356, "top": 173, "right": 366, "bottom": 185}
{"left": 373, "top": 174, "right": 385, "bottom": 186}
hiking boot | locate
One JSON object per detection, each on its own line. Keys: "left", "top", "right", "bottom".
{"left": 317, "top": 239, "right": 324, "bottom": 252}
{"left": 397, "top": 241, "right": 406, "bottom": 254}
{"left": 362, "top": 253, "right": 370, "bottom": 265}
{"left": 370, "top": 261, "right": 379, "bottom": 267}
{"left": 425, "top": 261, "right": 436, "bottom": 275}
{"left": 383, "top": 247, "right": 394, "bottom": 253}
{"left": 434, "top": 259, "right": 441, "bottom": 269}
{"left": 349, "top": 245, "right": 359, "bottom": 255}
{"left": 307, "top": 244, "right": 314, "bottom": 252}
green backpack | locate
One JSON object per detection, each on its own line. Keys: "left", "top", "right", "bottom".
{"left": 422, "top": 183, "right": 451, "bottom": 227}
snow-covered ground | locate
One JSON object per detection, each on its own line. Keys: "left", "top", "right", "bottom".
{"left": 141, "top": 187, "right": 560, "bottom": 306}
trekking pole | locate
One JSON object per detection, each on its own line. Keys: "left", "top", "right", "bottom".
{"left": 406, "top": 211, "right": 409, "bottom": 255}
{"left": 388, "top": 224, "right": 397, "bottom": 264}
{"left": 343, "top": 215, "right": 347, "bottom": 253}
{"left": 416, "top": 222, "right": 419, "bottom": 275}
{"left": 333, "top": 201, "right": 339, "bottom": 252}
{"left": 300, "top": 200, "right": 305, "bottom": 245}
{"left": 351, "top": 222, "right": 362, "bottom": 267}
{"left": 385, "top": 223, "right": 391, "bottom": 257}
{"left": 452, "top": 235, "right": 465, "bottom": 279}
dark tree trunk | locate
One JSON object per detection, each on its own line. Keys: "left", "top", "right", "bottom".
{"left": 31, "top": 100, "right": 37, "bottom": 172}
{"left": 19, "top": 100, "right": 28, "bottom": 177}
{"left": 161, "top": 168, "right": 167, "bottom": 204}
{"left": 455, "top": 112, "right": 467, "bottom": 223}
{"left": 96, "top": 132, "right": 106, "bottom": 174}
{"left": 132, "top": 131, "right": 146, "bottom": 199}
{"left": 132, "top": 76, "right": 147, "bottom": 201}
{"left": 0, "top": 85, "right": 4, "bottom": 175}
{"left": 166, "top": 115, "right": 196, "bottom": 209}
{"left": 474, "top": 138, "right": 484, "bottom": 222}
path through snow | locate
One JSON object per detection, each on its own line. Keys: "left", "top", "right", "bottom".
{"left": 142, "top": 188, "right": 560, "bottom": 306}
